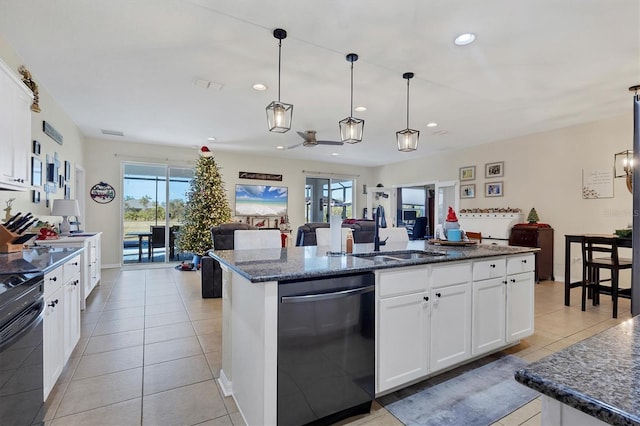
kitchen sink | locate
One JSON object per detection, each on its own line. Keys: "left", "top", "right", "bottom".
{"left": 351, "top": 250, "right": 448, "bottom": 263}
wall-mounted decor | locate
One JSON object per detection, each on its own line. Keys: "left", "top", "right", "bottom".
{"left": 64, "top": 185, "right": 70, "bottom": 200}
{"left": 460, "top": 184, "right": 476, "bottom": 199}
{"left": 58, "top": 174, "right": 64, "bottom": 189}
{"left": 459, "top": 166, "right": 475, "bottom": 181}
{"left": 485, "top": 161, "right": 504, "bottom": 178}
{"left": 32, "top": 140, "right": 40, "bottom": 155}
{"left": 251, "top": 217, "right": 270, "bottom": 228}
{"left": 485, "top": 181, "right": 504, "bottom": 197}
{"left": 235, "top": 184, "right": 288, "bottom": 216}
{"left": 31, "top": 157, "right": 42, "bottom": 186}
{"left": 46, "top": 152, "right": 60, "bottom": 185}
{"left": 90, "top": 181, "right": 116, "bottom": 203}
{"left": 18, "top": 65, "right": 41, "bottom": 113}
{"left": 582, "top": 168, "right": 614, "bottom": 199}
{"left": 32, "top": 190, "right": 40, "bottom": 204}
{"left": 238, "top": 171, "right": 283, "bottom": 181}
{"left": 64, "top": 161, "right": 71, "bottom": 181}
{"left": 43, "top": 120, "right": 63, "bottom": 145}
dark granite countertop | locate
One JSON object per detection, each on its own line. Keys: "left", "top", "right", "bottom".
{"left": 209, "top": 240, "right": 538, "bottom": 283}
{"left": 515, "top": 317, "right": 640, "bottom": 426}
{"left": 0, "top": 246, "right": 84, "bottom": 275}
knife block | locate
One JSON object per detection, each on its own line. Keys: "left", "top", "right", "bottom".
{"left": 0, "top": 224, "right": 23, "bottom": 253}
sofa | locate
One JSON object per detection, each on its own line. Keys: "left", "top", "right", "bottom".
{"left": 295, "top": 220, "right": 376, "bottom": 246}
{"left": 295, "top": 222, "right": 331, "bottom": 246}
{"left": 202, "top": 222, "right": 256, "bottom": 298}
{"left": 347, "top": 220, "right": 376, "bottom": 243}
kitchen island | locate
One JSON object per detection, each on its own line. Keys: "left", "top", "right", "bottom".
{"left": 210, "top": 241, "right": 538, "bottom": 425}
{"left": 515, "top": 317, "right": 640, "bottom": 426}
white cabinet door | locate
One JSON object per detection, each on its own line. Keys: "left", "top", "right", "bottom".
{"left": 377, "top": 291, "right": 430, "bottom": 393}
{"left": 472, "top": 277, "right": 506, "bottom": 356}
{"left": 43, "top": 286, "right": 64, "bottom": 400}
{"left": 88, "top": 235, "right": 101, "bottom": 295}
{"left": 63, "top": 274, "right": 81, "bottom": 360}
{"left": 429, "top": 282, "right": 472, "bottom": 373}
{"left": 506, "top": 271, "right": 535, "bottom": 342}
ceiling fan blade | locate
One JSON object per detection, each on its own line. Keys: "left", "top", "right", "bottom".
{"left": 287, "top": 142, "right": 303, "bottom": 149}
{"left": 316, "top": 140, "right": 344, "bottom": 146}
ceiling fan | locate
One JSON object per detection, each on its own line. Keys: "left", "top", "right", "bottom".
{"left": 287, "top": 130, "right": 344, "bottom": 149}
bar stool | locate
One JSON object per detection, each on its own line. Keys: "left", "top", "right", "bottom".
{"left": 581, "top": 236, "right": 632, "bottom": 318}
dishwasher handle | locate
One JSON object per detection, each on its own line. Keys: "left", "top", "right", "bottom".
{"left": 281, "top": 284, "right": 375, "bottom": 304}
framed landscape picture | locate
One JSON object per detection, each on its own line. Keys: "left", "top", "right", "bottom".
{"left": 459, "top": 166, "right": 475, "bottom": 181}
{"left": 235, "top": 184, "right": 288, "bottom": 217}
{"left": 460, "top": 184, "right": 475, "bottom": 199}
{"left": 485, "top": 161, "right": 504, "bottom": 178}
{"left": 485, "top": 181, "right": 504, "bottom": 197}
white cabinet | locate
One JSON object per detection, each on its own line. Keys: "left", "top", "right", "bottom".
{"left": 472, "top": 277, "right": 506, "bottom": 355}
{"left": 40, "top": 233, "right": 102, "bottom": 309}
{"left": 376, "top": 267, "right": 430, "bottom": 393}
{"left": 0, "top": 57, "right": 32, "bottom": 190}
{"left": 43, "top": 254, "right": 82, "bottom": 400}
{"left": 506, "top": 255, "right": 535, "bottom": 342}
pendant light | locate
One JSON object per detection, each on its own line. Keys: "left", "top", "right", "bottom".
{"left": 396, "top": 72, "right": 419, "bottom": 152}
{"left": 266, "top": 28, "right": 293, "bottom": 133}
{"left": 339, "top": 53, "right": 364, "bottom": 143}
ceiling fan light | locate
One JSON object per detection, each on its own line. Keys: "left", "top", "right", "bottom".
{"left": 396, "top": 128, "right": 419, "bottom": 152}
{"left": 339, "top": 116, "right": 364, "bottom": 144}
{"left": 266, "top": 101, "right": 293, "bottom": 133}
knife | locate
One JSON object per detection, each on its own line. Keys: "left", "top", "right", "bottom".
{"left": 2, "top": 212, "right": 21, "bottom": 227}
{"left": 8, "top": 213, "right": 32, "bottom": 231}
{"left": 16, "top": 218, "right": 38, "bottom": 234}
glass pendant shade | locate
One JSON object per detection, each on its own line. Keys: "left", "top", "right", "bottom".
{"left": 339, "top": 116, "right": 365, "bottom": 144}
{"left": 339, "top": 53, "right": 364, "bottom": 143}
{"left": 266, "top": 28, "right": 292, "bottom": 133}
{"left": 397, "top": 72, "right": 419, "bottom": 152}
{"left": 397, "top": 128, "right": 419, "bottom": 152}
{"left": 266, "top": 101, "right": 293, "bottom": 133}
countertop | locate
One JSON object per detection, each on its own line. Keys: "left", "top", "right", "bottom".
{"left": 0, "top": 246, "right": 84, "bottom": 275}
{"left": 514, "top": 317, "right": 640, "bottom": 426}
{"left": 209, "top": 240, "right": 538, "bottom": 283}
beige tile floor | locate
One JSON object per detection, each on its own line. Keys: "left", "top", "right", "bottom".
{"left": 43, "top": 268, "right": 633, "bottom": 425}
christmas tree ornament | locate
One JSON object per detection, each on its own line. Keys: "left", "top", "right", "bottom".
{"left": 527, "top": 208, "right": 539, "bottom": 223}
{"left": 443, "top": 206, "right": 460, "bottom": 238}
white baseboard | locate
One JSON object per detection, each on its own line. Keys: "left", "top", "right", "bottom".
{"left": 218, "top": 369, "right": 233, "bottom": 397}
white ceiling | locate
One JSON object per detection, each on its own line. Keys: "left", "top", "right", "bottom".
{"left": 0, "top": 0, "right": 638, "bottom": 167}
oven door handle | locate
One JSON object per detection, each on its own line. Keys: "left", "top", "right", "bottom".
{"left": 0, "top": 299, "right": 45, "bottom": 352}
{"left": 280, "top": 285, "right": 375, "bottom": 304}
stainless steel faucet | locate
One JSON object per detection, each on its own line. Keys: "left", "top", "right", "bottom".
{"left": 374, "top": 205, "right": 387, "bottom": 251}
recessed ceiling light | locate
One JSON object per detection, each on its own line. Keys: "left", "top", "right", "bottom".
{"left": 426, "top": 122, "right": 438, "bottom": 128}
{"left": 253, "top": 83, "right": 268, "bottom": 91}
{"left": 433, "top": 130, "right": 448, "bottom": 136}
{"left": 276, "top": 145, "right": 285, "bottom": 150}
{"left": 454, "top": 33, "right": 476, "bottom": 46}
{"left": 207, "top": 137, "right": 216, "bottom": 141}
{"left": 354, "top": 106, "right": 367, "bottom": 112}
{"left": 331, "top": 152, "right": 339, "bottom": 156}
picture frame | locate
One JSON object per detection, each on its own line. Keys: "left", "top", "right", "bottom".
{"left": 32, "top": 190, "right": 40, "bottom": 204}
{"left": 64, "top": 185, "right": 71, "bottom": 199}
{"left": 32, "top": 140, "right": 41, "bottom": 155}
{"left": 58, "top": 174, "right": 64, "bottom": 189}
{"left": 250, "top": 217, "right": 270, "bottom": 228}
{"left": 460, "top": 184, "right": 476, "bottom": 199}
{"left": 64, "top": 160, "right": 71, "bottom": 181}
{"left": 459, "top": 166, "right": 476, "bottom": 181}
{"left": 31, "top": 157, "right": 42, "bottom": 186}
{"left": 485, "top": 161, "right": 504, "bottom": 178}
{"left": 235, "top": 184, "right": 288, "bottom": 217}
{"left": 485, "top": 181, "right": 504, "bottom": 197}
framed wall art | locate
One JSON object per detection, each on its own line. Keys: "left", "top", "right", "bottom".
{"left": 460, "top": 184, "right": 476, "bottom": 199}
{"left": 32, "top": 190, "right": 40, "bottom": 204}
{"left": 235, "top": 184, "right": 288, "bottom": 217}
{"left": 485, "top": 161, "right": 504, "bottom": 178}
{"left": 31, "top": 157, "right": 42, "bottom": 186}
{"left": 459, "top": 166, "right": 475, "bottom": 181}
{"left": 64, "top": 160, "right": 71, "bottom": 181}
{"left": 485, "top": 181, "right": 504, "bottom": 197}
{"left": 32, "top": 140, "right": 41, "bottom": 155}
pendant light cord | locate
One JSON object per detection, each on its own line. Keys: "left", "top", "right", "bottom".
{"left": 350, "top": 61, "right": 354, "bottom": 117}
{"left": 277, "top": 39, "right": 282, "bottom": 102}
{"left": 406, "top": 78, "right": 410, "bottom": 128}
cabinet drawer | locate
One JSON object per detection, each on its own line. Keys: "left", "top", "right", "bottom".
{"left": 44, "top": 267, "right": 63, "bottom": 297}
{"left": 472, "top": 257, "right": 506, "bottom": 281}
{"left": 377, "top": 266, "right": 428, "bottom": 298}
{"left": 63, "top": 256, "right": 81, "bottom": 282}
{"left": 431, "top": 262, "right": 471, "bottom": 289}
{"left": 507, "top": 254, "right": 535, "bottom": 274}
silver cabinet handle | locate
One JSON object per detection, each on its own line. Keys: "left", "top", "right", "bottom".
{"left": 281, "top": 285, "right": 375, "bottom": 304}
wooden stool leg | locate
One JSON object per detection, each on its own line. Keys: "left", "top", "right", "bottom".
{"left": 612, "top": 270, "right": 619, "bottom": 319}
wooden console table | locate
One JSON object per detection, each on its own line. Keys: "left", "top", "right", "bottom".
{"left": 563, "top": 234, "right": 631, "bottom": 306}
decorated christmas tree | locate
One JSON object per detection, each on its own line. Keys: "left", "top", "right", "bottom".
{"left": 527, "top": 208, "right": 539, "bottom": 223}
{"left": 178, "top": 147, "right": 232, "bottom": 257}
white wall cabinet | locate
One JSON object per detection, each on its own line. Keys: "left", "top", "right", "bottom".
{"left": 40, "top": 233, "right": 102, "bottom": 309}
{"left": 43, "top": 254, "right": 82, "bottom": 400}
{"left": 0, "top": 57, "right": 32, "bottom": 190}
{"left": 376, "top": 267, "right": 430, "bottom": 393}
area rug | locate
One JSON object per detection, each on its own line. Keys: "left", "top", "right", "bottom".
{"left": 378, "top": 354, "right": 539, "bottom": 426}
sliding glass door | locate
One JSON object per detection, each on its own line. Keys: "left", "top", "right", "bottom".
{"left": 305, "top": 176, "right": 354, "bottom": 223}
{"left": 122, "top": 163, "right": 193, "bottom": 265}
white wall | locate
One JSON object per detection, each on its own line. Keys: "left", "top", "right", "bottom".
{"left": 0, "top": 36, "right": 85, "bottom": 230}
{"left": 83, "top": 137, "right": 375, "bottom": 266}
{"left": 373, "top": 114, "right": 634, "bottom": 282}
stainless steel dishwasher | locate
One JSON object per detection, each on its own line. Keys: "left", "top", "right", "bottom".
{"left": 277, "top": 272, "right": 375, "bottom": 426}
